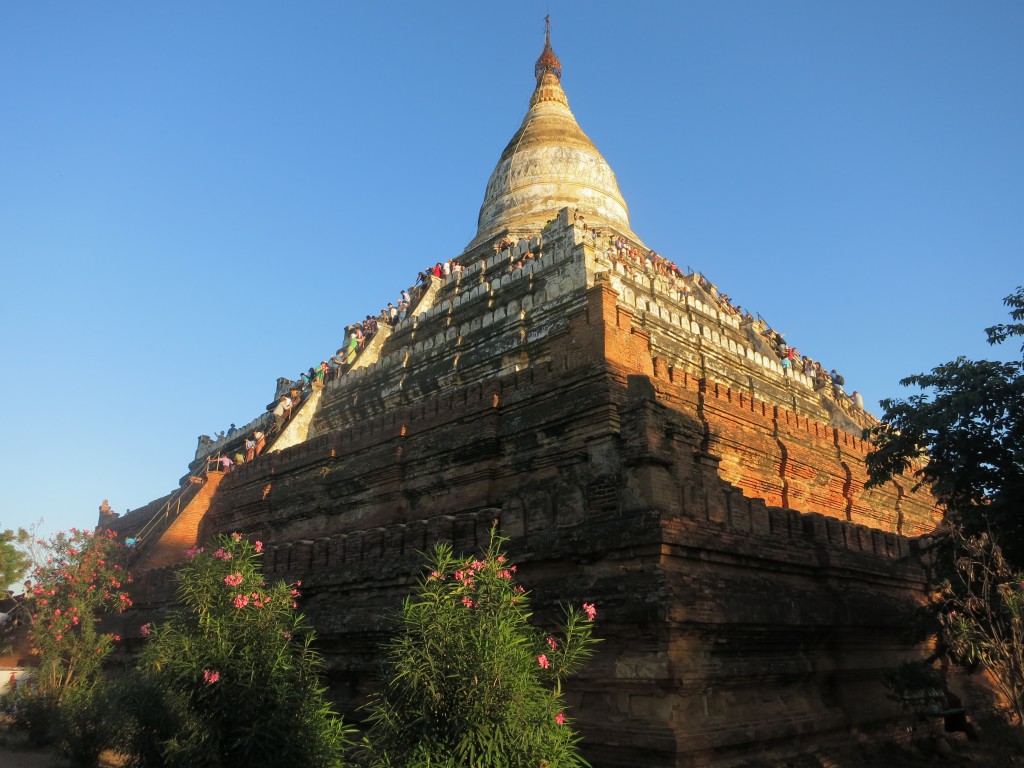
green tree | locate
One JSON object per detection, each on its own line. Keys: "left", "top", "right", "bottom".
{"left": 935, "top": 526, "right": 1024, "bottom": 724}
{"left": 0, "top": 525, "right": 31, "bottom": 593}
{"left": 127, "top": 533, "right": 352, "bottom": 768}
{"left": 363, "top": 525, "right": 600, "bottom": 768}
{"left": 867, "top": 286, "right": 1024, "bottom": 561}
{"left": 867, "top": 287, "right": 1024, "bottom": 725}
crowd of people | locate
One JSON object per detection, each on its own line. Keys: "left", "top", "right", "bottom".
{"left": 600, "top": 235, "right": 701, "bottom": 304}
{"left": 206, "top": 223, "right": 867, "bottom": 481}
{"left": 597, "top": 228, "right": 867, "bottom": 415}
{"left": 205, "top": 260, "right": 467, "bottom": 473}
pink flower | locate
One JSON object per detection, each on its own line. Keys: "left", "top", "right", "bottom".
{"left": 497, "top": 555, "right": 506, "bottom": 563}
{"left": 583, "top": 602, "right": 597, "bottom": 621}
{"left": 185, "top": 546, "right": 204, "bottom": 561}
{"left": 461, "top": 596, "right": 474, "bottom": 608}
{"left": 537, "top": 654, "right": 550, "bottom": 669}
{"left": 547, "top": 636, "right": 558, "bottom": 651}
{"left": 555, "top": 712, "right": 566, "bottom": 725}
{"left": 231, "top": 532, "right": 242, "bottom": 542}
{"left": 430, "top": 570, "right": 441, "bottom": 580}
{"left": 213, "top": 548, "right": 232, "bottom": 560}
{"left": 234, "top": 594, "right": 250, "bottom": 609}
{"left": 255, "top": 541, "right": 263, "bottom": 553}
{"left": 140, "top": 623, "right": 152, "bottom": 636}
{"left": 224, "top": 573, "right": 244, "bottom": 587}
{"left": 203, "top": 669, "right": 220, "bottom": 684}
{"left": 472, "top": 560, "right": 485, "bottom": 571}
{"left": 455, "top": 570, "right": 465, "bottom": 581}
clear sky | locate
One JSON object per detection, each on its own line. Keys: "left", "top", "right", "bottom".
{"left": 1, "top": 2, "right": 1021, "bottom": 540}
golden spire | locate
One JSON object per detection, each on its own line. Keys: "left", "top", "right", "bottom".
{"left": 534, "top": 15, "right": 561, "bottom": 83}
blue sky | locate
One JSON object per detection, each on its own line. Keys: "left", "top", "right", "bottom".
{"left": 1, "top": 2, "right": 1021, "bottom": 541}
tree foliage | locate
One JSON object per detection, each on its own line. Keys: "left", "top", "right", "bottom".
{"left": 127, "top": 533, "right": 352, "bottom": 768}
{"left": 936, "top": 525, "right": 1024, "bottom": 724}
{"left": 867, "top": 286, "right": 1024, "bottom": 560}
{"left": 363, "top": 525, "right": 600, "bottom": 768}
{"left": 0, "top": 524, "right": 31, "bottom": 593}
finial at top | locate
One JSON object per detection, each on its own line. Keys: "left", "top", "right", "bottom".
{"left": 534, "top": 15, "right": 562, "bottom": 83}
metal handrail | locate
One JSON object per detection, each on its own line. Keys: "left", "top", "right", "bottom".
{"left": 127, "top": 457, "right": 219, "bottom": 558}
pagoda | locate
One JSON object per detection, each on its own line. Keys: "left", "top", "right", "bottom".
{"left": 112, "top": 22, "right": 952, "bottom": 768}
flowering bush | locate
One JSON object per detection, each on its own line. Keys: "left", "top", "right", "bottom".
{"left": 25, "top": 527, "right": 132, "bottom": 696}
{"left": 126, "top": 533, "right": 352, "bottom": 768}
{"left": 363, "top": 525, "right": 600, "bottom": 768}
{"left": 0, "top": 527, "right": 131, "bottom": 758}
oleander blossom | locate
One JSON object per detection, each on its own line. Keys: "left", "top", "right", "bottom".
{"left": 224, "top": 572, "right": 243, "bottom": 587}
{"left": 203, "top": 669, "right": 220, "bottom": 684}
{"left": 583, "top": 602, "right": 597, "bottom": 621}
{"left": 254, "top": 540, "right": 263, "bottom": 553}
{"left": 140, "top": 623, "right": 152, "bottom": 636}
{"left": 537, "top": 654, "right": 550, "bottom": 669}
{"left": 555, "top": 712, "right": 566, "bottom": 725}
